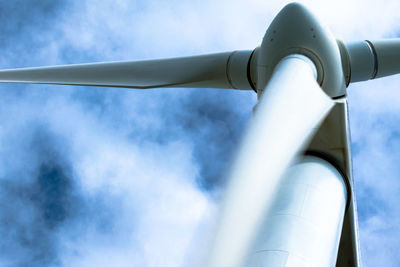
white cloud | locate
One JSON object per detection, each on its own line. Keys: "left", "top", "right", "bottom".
{"left": 1, "top": 0, "right": 400, "bottom": 266}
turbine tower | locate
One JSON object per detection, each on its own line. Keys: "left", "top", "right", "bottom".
{"left": 0, "top": 3, "right": 399, "bottom": 266}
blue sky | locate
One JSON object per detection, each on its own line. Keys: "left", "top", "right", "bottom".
{"left": 0, "top": 0, "right": 399, "bottom": 266}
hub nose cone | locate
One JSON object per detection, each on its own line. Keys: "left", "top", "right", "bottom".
{"left": 256, "top": 2, "right": 346, "bottom": 98}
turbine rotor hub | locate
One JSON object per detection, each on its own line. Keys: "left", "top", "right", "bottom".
{"left": 255, "top": 3, "right": 346, "bottom": 98}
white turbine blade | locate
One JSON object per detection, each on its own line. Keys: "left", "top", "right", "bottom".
{"left": 207, "top": 55, "right": 334, "bottom": 267}
{"left": 345, "top": 39, "right": 400, "bottom": 83}
{"left": 0, "top": 51, "right": 254, "bottom": 90}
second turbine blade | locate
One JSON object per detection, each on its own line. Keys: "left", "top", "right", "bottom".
{"left": 0, "top": 51, "right": 254, "bottom": 90}
{"left": 207, "top": 55, "right": 334, "bottom": 267}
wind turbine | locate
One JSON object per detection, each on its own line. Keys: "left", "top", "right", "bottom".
{"left": 0, "top": 2, "right": 399, "bottom": 266}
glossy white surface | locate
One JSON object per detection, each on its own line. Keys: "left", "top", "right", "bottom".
{"left": 207, "top": 55, "right": 333, "bottom": 267}
{"left": 247, "top": 156, "right": 347, "bottom": 267}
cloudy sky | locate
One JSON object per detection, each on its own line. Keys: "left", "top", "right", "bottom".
{"left": 0, "top": 0, "right": 399, "bottom": 266}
